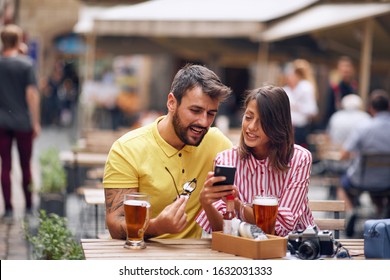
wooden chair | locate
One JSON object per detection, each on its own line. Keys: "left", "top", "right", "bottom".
{"left": 346, "top": 152, "right": 390, "bottom": 236}
{"left": 76, "top": 184, "right": 105, "bottom": 239}
{"left": 359, "top": 153, "right": 390, "bottom": 216}
{"left": 357, "top": 153, "right": 390, "bottom": 192}
{"left": 308, "top": 199, "right": 346, "bottom": 239}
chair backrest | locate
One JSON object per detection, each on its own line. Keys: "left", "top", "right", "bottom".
{"left": 359, "top": 153, "right": 390, "bottom": 191}
{"left": 81, "top": 129, "right": 127, "bottom": 154}
{"left": 308, "top": 200, "right": 345, "bottom": 239}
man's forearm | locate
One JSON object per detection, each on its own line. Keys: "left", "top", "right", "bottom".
{"left": 26, "top": 85, "right": 40, "bottom": 127}
{"left": 107, "top": 215, "right": 127, "bottom": 240}
{"left": 105, "top": 188, "right": 137, "bottom": 240}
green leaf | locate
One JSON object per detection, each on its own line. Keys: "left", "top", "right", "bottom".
{"left": 23, "top": 210, "right": 84, "bottom": 260}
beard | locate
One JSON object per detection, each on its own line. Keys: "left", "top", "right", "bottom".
{"left": 172, "top": 110, "right": 207, "bottom": 147}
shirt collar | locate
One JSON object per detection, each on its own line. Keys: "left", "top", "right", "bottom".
{"left": 152, "top": 116, "right": 195, "bottom": 158}
{"left": 374, "top": 111, "right": 390, "bottom": 120}
{"left": 245, "top": 152, "right": 269, "bottom": 174}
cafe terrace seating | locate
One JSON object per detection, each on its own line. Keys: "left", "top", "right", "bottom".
{"left": 308, "top": 132, "right": 345, "bottom": 200}
{"left": 346, "top": 152, "right": 390, "bottom": 237}
{"left": 308, "top": 199, "right": 345, "bottom": 239}
{"left": 59, "top": 128, "right": 127, "bottom": 191}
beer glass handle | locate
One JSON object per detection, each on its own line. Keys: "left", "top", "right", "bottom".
{"left": 144, "top": 206, "right": 150, "bottom": 230}
{"left": 240, "top": 202, "right": 252, "bottom": 223}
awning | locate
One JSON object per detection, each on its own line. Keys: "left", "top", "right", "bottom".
{"left": 73, "top": 0, "right": 390, "bottom": 100}
{"left": 260, "top": 3, "right": 390, "bottom": 42}
{"left": 74, "top": 0, "right": 319, "bottom": 38}
{"left": 97, "top": 0, "right": 317, "bottom": 21}
{"left": 74, "top": 6, "right": 107, "bottom": 34}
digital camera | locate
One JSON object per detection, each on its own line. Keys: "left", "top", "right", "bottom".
{"left": 287, "top": 226, "right": 335, "bottom": 260}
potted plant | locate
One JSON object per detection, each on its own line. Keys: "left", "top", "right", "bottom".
{"left": 39, "top": 147, "right": 67, "bottom": 216}
{"left": 24, "top": 210, "right": 84, "bottom": 260}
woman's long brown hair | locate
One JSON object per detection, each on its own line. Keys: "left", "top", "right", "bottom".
{"left": 238, "top": 85, "right": 294, "bottom": 172}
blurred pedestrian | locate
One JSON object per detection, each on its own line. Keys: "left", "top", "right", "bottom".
{"left": 338, "top": 89, "right": 390, "bottom": 236}
{"left": 0, "top": 24, "right": 41, "bottom": 220}
{"left": 57, "top": 78, "right": 78, "bottom": 126}
{"left": 327, "top": 94, "right": 371, "bottom": 146}
{"left": 39, "top": 61, "right": 63, "bottom": 126}
{"left": 314, "top": 94, "right": 372, "bottom": 182}
{"left": 283, "top": 59, "right": 318, "bottom": 148}
{"left": 323, "top": 56, "right": 358, "bottom": 128}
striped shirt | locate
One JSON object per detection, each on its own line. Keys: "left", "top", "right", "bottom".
{"left": 196, "top": 145, "right": 315, "bottom": 236}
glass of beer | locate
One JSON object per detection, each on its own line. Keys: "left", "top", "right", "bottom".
{"left": 253, "top": 195, "right": 278, "bottom": 235}
{"left": 123, "top": 193, "right": 151, "bottom": 249}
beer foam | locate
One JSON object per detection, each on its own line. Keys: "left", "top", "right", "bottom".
{"left": 253, "top": 197, "right": 277, "bottom": 206}
{"left": 124, "top": 200, "right": 151, "bottom": 208}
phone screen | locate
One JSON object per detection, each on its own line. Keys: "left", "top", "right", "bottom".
{"left": 213, "top": 165, "right": 236, "bottom": 186}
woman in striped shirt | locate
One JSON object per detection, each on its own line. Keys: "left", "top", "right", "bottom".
{"left": 196, "top": 85, "right": 315, "bottom": 236}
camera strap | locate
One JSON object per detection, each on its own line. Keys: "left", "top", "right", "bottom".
{"left": 333, "top": 240, "right": 351, "bottom": 259}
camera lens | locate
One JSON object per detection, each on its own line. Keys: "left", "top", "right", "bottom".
{"left": 297, "top": 240, "right": 320, "bottom": 260}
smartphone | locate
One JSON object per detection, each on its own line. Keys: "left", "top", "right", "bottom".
{"left": 213, "top": 165, "right": 236, "bottom": 186}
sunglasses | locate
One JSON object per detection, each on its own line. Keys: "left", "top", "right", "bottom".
{"left": 165, "top": 167, "right": 197, "bottom": 200}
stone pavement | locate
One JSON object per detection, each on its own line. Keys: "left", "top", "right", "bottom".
{"left": 0, "top": 127, "right": 374, "bottom": 260}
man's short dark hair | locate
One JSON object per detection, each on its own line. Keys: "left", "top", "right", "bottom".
{"left": 170, "top": 64, "right": 231, "bottom": 104}
{"left": 370, "top": 89, "right": 389, "bottom": 112}
{"left": 1, "top": 24, "right": 22, "bottom": 50}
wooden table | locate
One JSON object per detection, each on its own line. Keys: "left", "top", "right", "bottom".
{"left": 81, "top": 238, "right": 365, "bottom": 260}
{"left": 336, "top": 239, "right": 365, "bottom": 258}
{"left": 60, "top": 150, "right": 108, "bottom": 167}
{"left": 83, "top": 188, "right": 105, "bottom": 205}
{"left": 60, "top": 150, "right": 108, "bottom": 189}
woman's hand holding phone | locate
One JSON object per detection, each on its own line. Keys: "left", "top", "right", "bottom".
{"left": 213, "top": 165, "right": 236, "bottom": 186}
{"left": 199, "top": 167, "right": 237, "bottom": 207}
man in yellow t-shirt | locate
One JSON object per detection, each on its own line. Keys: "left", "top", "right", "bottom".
{"left": 103, "top": 64, "right": 232, "bottom": 239}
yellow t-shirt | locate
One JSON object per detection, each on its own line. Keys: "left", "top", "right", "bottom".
{"left": 103, "top": 116, "right": 233, "bottom": 239}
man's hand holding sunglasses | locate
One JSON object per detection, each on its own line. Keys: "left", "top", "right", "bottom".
{"left": 146, "top": 196, "right": 189, "bottom": 236}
